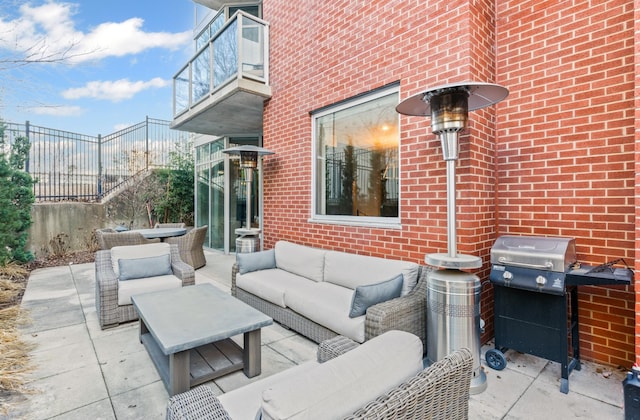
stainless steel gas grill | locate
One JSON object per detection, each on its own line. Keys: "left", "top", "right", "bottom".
{"left": 488, "top": 235, "right": 633, "bottom": 394}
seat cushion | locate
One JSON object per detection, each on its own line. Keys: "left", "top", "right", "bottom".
{"left": 111, "top": 243, "right": 171, "bottom": 277}
{"left": 324, "top": 250, "right": 420, "bottom": 295}
{"left": 117, "top": 274, "right": 182, "bottom": 305}
{"left": 236, "top": 269, "right": 314, "bottom": 308}
{"left": 285, "top": 282, "right": 365, "bottom": 343}
{"left": 260, "top": 331, "right": 424, "bottom": 420}
{"left": 217, "top": 361, "right": 319, "bottom": 420}
{"left": 274, "top": 241, "right": 326, "bottom": 282}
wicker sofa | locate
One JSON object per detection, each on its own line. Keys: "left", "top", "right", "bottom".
{"left": 166, "top": 331, "right": 473, "bottom": 420}
{"left": 95, "top": 243, "right": 195, "bottom": 329}
{"left": 231, "top": 240, "right": 428, "bottom": 346}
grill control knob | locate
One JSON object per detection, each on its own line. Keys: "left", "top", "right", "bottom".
{"left": 536, "top": 275, "right": 547, "bottom": 286}
{"left": 503, "top": 271, "right": 513, "bottom": 280}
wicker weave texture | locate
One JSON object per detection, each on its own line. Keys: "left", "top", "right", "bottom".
{"left": 95, "top": 244, "right": 195, "bottom": 329}
{"left": 344, "top": 347, "right": 473, "bottom": 420}
{"left": 96, "top": 229, "right": 161, "bottom": 250}
{"left": 232, "top": 262, "right": 428, "bottom": 346}
{"left": 165, "top": 225, "right": 208, "bottom": 269}
{"left": 166, "top": 385, "right": 231, "bottom": 420}
{"left": 317, "top": 335, "right": 360, "bottom": 363}
{"left": 155, "top": 223, "right": 186, "bottom": 229}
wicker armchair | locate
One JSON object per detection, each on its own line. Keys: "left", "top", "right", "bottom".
{"left": 96, "top": 228, "right": 160, "bottom": 250}
{"left": 155, "top": 223, "right": 186, "bottom": 229}
{"left": 95, "top": 243, "right": 195, "bottom": 329}
{"left": 165, "top": 225, "right": 208, "bottom": 269}
{"left": 166, "top": 336, "right": 473, "bottom": 420}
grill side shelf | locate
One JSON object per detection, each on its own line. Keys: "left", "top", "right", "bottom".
{"left": 565, "top": 266, "right": 633, "bottom": 286}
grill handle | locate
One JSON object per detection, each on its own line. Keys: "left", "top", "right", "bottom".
{"left": 497, "top": 257, "right": 553, "bottom": 270}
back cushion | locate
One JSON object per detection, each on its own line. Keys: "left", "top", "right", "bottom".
{"left": 274, "top": 241, "right": 326, "bottom": 282}
{"left": 111, "top": 243, "right": 171, "bottom": 277}
{"left": 324, "top": 251, "right": 420, "bottom": 295}
{"left": 259, "top": 330, "right": 423, "bottom": 420}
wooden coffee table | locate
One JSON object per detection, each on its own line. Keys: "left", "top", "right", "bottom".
{"left": 131, "top": 283, "right": 273, "bottom": 396}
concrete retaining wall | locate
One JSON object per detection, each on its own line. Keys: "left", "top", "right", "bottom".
{"left": 28, "top": 202, "right": 150, "bottom": 258}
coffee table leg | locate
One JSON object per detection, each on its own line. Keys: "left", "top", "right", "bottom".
{"left": 139, "top": 319, "right": 149, "bottom": 343}
{"left": 169, "top": 350, "right": 190, "bottom": 396}
{"left": 244, "top": 329, "right": 261, "bottom": 377}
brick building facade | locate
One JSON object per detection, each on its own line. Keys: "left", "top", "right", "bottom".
{"left": 178, "top": 0, "right": 639, "bottom": 368}
{"left": 259, "top": 0, "right": 638, "bottom": 367}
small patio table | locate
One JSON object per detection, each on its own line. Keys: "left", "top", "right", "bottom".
{"left": 131, "top": 227, "right": 187, "bottom": 240}
{"left": 131, "top": 283, "right": 273, "bottom": 396}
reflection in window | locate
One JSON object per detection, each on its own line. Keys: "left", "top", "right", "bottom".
{"left": 314, "top": 87, "right": 399, "bottom": 220}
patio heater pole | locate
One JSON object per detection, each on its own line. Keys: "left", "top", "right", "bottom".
{"left": 222, "top": 145, "right": 274, "bottom": 253}
{"left": 397, "top": 82, "right": 508, "bottom": 395}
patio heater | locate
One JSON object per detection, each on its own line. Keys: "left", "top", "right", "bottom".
{"left": 396, "top": 81, "right": 508, "bottom": 394}
{"left": 222, "top": 145, "right": 274, "bottom": 253}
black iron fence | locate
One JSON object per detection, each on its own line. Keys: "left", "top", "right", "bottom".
{"left": 2, "top": 117, "right": 190, "bottom": 202}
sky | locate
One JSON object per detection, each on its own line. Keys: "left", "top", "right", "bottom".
{"left": 0, "top": 0, "right": 208, "bottom": 135}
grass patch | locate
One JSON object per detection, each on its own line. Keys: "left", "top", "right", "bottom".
{"left": 0, "top": 265, "right": 33, "bottom": 413}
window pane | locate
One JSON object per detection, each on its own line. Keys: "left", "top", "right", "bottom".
{"left": 315, "top": 91, "right": 399, "bottom": 218}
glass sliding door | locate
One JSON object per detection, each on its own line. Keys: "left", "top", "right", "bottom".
{"left": 195, "top": 136, "right": 262, "bottom": 253}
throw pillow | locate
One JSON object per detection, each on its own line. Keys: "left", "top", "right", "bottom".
{"left": 349, "top": 274, "right": 403, "bottom": 318}
{"left": 237, "top": 249, "right": 276, "bottom": 274}
{"left": 118, "top": 254, "right": 172, "bottom": 281}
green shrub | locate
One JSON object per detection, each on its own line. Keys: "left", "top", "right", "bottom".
{"left": 0, "top": 125, "right": 35, "bottom": 265}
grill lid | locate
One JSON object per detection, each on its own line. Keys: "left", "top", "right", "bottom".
{"left": 490, "top": 235, "right": 577, "bottom": 273}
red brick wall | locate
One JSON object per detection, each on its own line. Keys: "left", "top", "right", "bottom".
{"left": 260, "top": 0, "right": 637, "bottom": 367}
{"left": 495, "top": 0, "right": 636, "bottom": 367}
{"left": 635, "top": 0, "right": 640, "bottom": 365}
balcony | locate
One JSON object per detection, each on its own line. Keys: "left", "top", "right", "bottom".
{"left": 171, "top": 11, "right": 270, "bottom": 136}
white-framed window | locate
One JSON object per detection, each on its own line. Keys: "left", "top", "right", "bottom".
{"left": 311, "top": 84, "right": 400, "bottom": 227}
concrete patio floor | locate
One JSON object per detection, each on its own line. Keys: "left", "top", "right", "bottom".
{"left": 1, "top": 249, "right": 627, "bottom": 419}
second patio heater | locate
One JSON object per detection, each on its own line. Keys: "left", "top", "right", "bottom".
{"left": 396, "top": 82, "right": 508, "bottom": 394}
{"left": 223, "top": 145, "right": 274, "bottom": 253}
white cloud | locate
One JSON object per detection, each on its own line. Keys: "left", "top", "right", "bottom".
{"left": 29, "top": 104, "right": 83, "bottom": 116}
{"left": 61, "top": 77, "right": 170, "bottom": 102}
{"left": 0, "top": 2, "right": 191, "bottom": 65}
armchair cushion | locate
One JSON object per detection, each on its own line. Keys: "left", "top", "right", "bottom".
{"left": 237, "top": 249, "right": 276, "bottom": 274}
{"left": 118, "top": 254, "right": 172, "bottom": 280}
{"left": 117, "top": 275, "right": 182, "bottom": 305}
{"left": 349, "top": 274, "right": 403, "bottom": 318}
{"left": 259, "top": 330, "right": 423, "bottom": 420}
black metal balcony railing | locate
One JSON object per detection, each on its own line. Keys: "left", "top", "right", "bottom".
{"left": 173, "top": 11, "right": 269, "bottom": 119}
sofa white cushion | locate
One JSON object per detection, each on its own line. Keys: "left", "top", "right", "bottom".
{"left": 324, "top": 250, "right": 420, "bottom": 296}
{"left": 236, "top": 269, "right": 315, "bottom": 308}
{"left": 218, "top": 361, "right": 319, "bottom": 420}
{"left": 111, "top": 243, "right": 171, "bottom": 278}
{"left": 117, "top": 274, "right": 182, "bottom": 305}
{"left": 260, "top": 331, "right": 424, "bottom": 420}
{"left": 285, "top": 282, "right": 365, "bottom": 343}
{"left": 274, "top": 241, "right": 326, "bottom": 282}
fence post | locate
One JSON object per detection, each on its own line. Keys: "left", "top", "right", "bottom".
{"left": 97, "top": 134, "right": 102, "bottom": 200}
{"left": 25, "top": 120, "right": 30, "bottom": 173}
{"left": 145, "top": 115, "right": 149, "bottom": 170}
